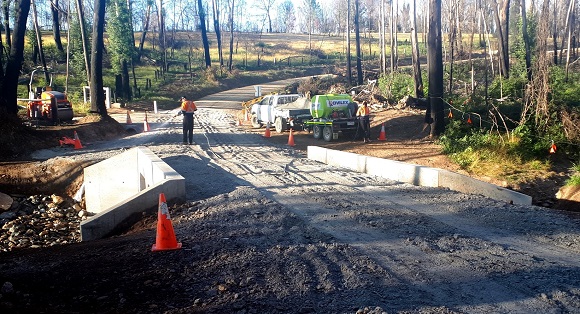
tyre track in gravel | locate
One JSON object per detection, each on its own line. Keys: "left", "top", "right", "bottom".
{"left": 177, "top": 103, "right": 580, "bottom": 313}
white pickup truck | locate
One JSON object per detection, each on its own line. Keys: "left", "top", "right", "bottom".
{"left": 250, "top": 94, "right": 312, "bottom": 132}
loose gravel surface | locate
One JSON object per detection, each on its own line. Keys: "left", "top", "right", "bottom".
{"left": 1, "top": 80, "right": 580, "bottom": 313}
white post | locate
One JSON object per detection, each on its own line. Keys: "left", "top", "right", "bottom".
{"left": 153, "top": 101, "right": 158, "bottom": 114}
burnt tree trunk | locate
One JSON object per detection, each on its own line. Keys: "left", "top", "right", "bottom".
{"left": 427, "top": 0, "right": 445, "bottom": 136}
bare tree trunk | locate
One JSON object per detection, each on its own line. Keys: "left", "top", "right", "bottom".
{"left": 347, "top": 0, "right": 352, "bottom": 85}
{"left": 411, "top": 0, "right": 424, "bottom": 98}
{"left": 32, "top": 0, "right": 50, "bottom": 83}
{"left": 427, "top": 0, "right": 445, "bottom": 136}
{"left": 520, "top": 0, "right": 532, "bottom": 81}
{"left": 493, "top": 0, "right": 510, "bottom": 78}
{"left": 90, "top": 0, "right": 107, "bottom": 115}
{"left": 564, "top": 0, "right": 576, "bottom": 81}
{"left": 553, "top": 0, "right": 558, "bottom": 65}
{"left": 138, "top": 1, "right": 152, "bottom": 60}
{"left": 50, "top": 0, "right": 64, "bottom": 53}
{"left": 212, "top": 0, "right": 223, "bottom": 66}
{"left": 3, "top": 0, "right": 11, "bottom": 49}
{"left": 198, "top": 0, "right": 211, "bottom": 68}
{"left": 380, "top": 0, "right": 386, "bottom": 73}
{"left": 0, "top": 0, "right": 30, "bottom": 116}
{"left": 156, "top": 0, "right": 168, "bottom": 71}
{"left": 390, "top": 0, "right": 395, "bottom": 73}
{"left": 76, "top": 0, "right": 90, "bottom": 83}
{"left": 228, "top": 0, "right": 235, "bottom": 71}
{"left": 354, "top": 0, "right": 363, "bottom": 85}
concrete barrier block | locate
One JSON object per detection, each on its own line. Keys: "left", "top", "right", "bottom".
{"left": 327, "top": 150, "right": 367, "bottom": 173}
{"left": 438, "top": 170, "right": 532, "bottom": 205}
{"left": 85, "top": 149, "right": 139, "bottom": 214}
{"left": 81, "top": 146, "right": 186, "bottom": 241}
{"left": 307, "top": 146, "right": 327, "bottom": 164}
{"left": 366, "top": 156, "right": 439, "bottom": 187}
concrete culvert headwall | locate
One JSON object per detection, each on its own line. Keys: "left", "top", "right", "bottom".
{"left": 80, "top": 146, "right": 185, "bottom": 241}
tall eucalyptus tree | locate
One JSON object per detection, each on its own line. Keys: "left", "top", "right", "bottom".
{"left": 90, "top": 0, "right": 108, "bottom": 115}
{"left": 427, "top": 0, "right": 444, "bottom": 136}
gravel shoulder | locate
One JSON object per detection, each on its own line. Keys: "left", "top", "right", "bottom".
{"left": 0, "top": 79, "right": 579, "bottom": 313}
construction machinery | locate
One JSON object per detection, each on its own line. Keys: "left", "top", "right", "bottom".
{"left": 23, "top": 68, "right": 74, "bottom": 125}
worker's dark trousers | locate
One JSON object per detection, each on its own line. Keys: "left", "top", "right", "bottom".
{"left": 183, "top": 113, "right": 194, "bottom": 143}
{"left": 359, "top": 116, "right": 370, "bottom": 140}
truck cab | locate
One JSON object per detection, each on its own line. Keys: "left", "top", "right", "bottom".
{"left": 250, "top": 94, "right": 301, "bottom": 128}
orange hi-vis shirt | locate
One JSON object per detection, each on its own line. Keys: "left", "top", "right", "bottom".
{"left": 181, "top": 100, "right": 197, "bottom": 113}
{"left": 356, "top": 105, "right": 370, "bottom": 117}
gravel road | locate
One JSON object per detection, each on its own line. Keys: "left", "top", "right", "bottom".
{"left": 2, "top": 79, "right": 580, "bottom": 313}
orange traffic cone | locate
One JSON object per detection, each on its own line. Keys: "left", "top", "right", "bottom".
{"left": 152, "top": 193, "right": 182, "bottom": 252}
{"left": 288, "top": 129, "right": 295, "bottom": 146}
{"left": 549, "top": 143, "right": 557, "bottom": 154}
{"left": 263, "top": 122, "right": 271, "bottom": 138}
{"left": 467, "top": 115, "right": 472, "bottom": 124}
{"left": 238, "top": 118, "right": 243, "bottom": 126}
{"left": 73, "top": 131, "right": 83, "bottom": 149}
{"left": 126, "top": 110, "right": 132, "bottom": 124}
{"left": 378, "top": 123, "right": 387, "bottom": 141}
{"left": 143, "top": 111, "right": 151, "bottom": 132}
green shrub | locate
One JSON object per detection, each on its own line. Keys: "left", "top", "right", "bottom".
{"left": 377, "top": 72, "right": 414, "bottom": 101}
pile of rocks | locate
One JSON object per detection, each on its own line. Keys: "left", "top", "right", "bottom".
{"left": 0, "top": 193, "right": 92, "bottom": 252}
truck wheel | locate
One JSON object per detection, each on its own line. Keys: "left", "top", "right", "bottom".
{"left": 313, "top": 125, "right": 322, "bottom": 139}
{"left": 323, "top": 126, "right": 333, "bottom": 142}
{"left": 251, "top": 114, "right": 263, "bottom": 128}
{"left": 274, "top": 117, "right": 286, "bottom": 133}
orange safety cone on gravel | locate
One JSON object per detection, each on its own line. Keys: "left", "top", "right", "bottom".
{"left": 73, "top": 131, "right": 83, "bottom": 149}
{"left": 263, "top": 122, "right": 271, "bottom": 138}
{"left": 378, "top": 123, "right": 387, "bottom": 141}
{"left": 126, "top": 110, "right": 132, "bottom": 124}
{"left": 152, "top": 193, "right": 182, "bottom": 252}
{"left": 143, "top": 111, "right": 151, "bottom": 132}
{"left": 288, "top": 129, "right": 295, "bottom": 146}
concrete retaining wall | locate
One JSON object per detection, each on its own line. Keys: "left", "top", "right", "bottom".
{"left": 81, "top": 146, "right": 185, "bottom": 241}
{"left": 307, "top": 146, "right": 531, "bottom": 205}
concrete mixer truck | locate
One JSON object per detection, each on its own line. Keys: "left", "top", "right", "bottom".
{"left": 303, "top": 94, "right": 359, "bottom": 142}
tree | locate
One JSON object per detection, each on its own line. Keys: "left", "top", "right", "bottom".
{"left": 411, "top": 0, "right": 424, "bottom": 98}
{"left": 0, "top": 0, "right": 30, "bottom": 116}
{"left": 228, "top": 0, "right": 235, "bottom": 71}
{"left": 520, "top": 0, "right": 532, "bottom": 81}
{"left": 156, "top": 0, "right": 168, "bottom": 71}
{"left": 427, "top": 0, "right": 445, "bottom": 136}
{"left": 276, "top": 0, "right": 294, "bottom": 33}
{"left": 108, "top": 0, "right": 135, "bottom": 101}
{"left": 32, "top": 0, "right": 50, "bottom": 83}
{"left": 493, "top": 0, "right": 510, "bottom": 78}
{"left": 354, "top": 0, "right": 363, "bottom": 85}
{"left": 258, "top": 0, "right": 276, "bottom": 33}
{"left": 90, "top": 0, "right": 107, "bottom": 115}
{"left": 138, "top": 0, "right": 153, "bottom": 60}
{"left": 390, "top": 0, "right": 398, "bottom": 73}
{"left": 346, "top": 0, "right": 352, "bottom": 85}
{"left": 50, "top": 0, "right": 65, "bottom": 53}
{"left": 198, "top": 0, "right": 211, "bottom": 67}
{"left": 379, "top": 0, "right": 386, "bottom": 73}
{"left": 76, "top": 0, "right": 91, "bottom": 84}
{"left": 3, "top": 0, "right": 11, "bottom": 49}
{"left": 212, "top": 0, "right": 223, "bottom": 66}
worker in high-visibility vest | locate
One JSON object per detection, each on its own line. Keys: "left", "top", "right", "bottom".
{"left": 356, "top": 101, "right": 371, "bottom": 143}
{"left": 179, "top": 96, "right": 197, "bottom": 144}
